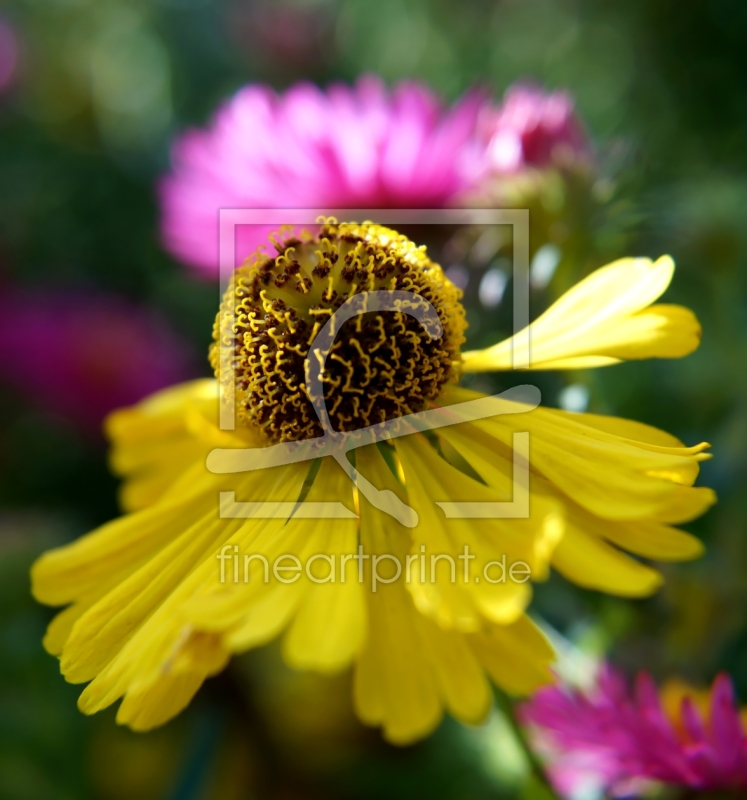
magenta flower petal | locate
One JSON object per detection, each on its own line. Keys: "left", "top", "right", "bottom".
{"left": 681, "top": 696, "right": 706, "bottom": 741}
{"left": 709, "top": 673, "right": 744, "bottom": 772}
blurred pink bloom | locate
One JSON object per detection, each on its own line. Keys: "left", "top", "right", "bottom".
{"left": 0, "top": 289, "right": 194, "bottom": 431}
{"left": 159, "top": 76, "right": 487, "bottom": 275}
{"left": 0, "top": 16, "right": 19, "bottom": 93}
{"left": 477, "top": 84, "right": 590, "bottom": 174}
{"left": 520, "top": 666, "right": 747, "bottom": 798}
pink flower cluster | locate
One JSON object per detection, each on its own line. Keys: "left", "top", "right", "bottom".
{"left": 159, "top": 77, "right": 590, "bottom": 276}
{"left": 520, "top": 666, "right": 747, "bottom": 797}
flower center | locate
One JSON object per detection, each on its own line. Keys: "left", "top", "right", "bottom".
{"left": 211, "top": 221, "right": 467, "bottom": 443}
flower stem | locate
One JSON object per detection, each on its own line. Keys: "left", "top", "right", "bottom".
{"left": 495, "top": 690, "right": 561, "bottom": 799}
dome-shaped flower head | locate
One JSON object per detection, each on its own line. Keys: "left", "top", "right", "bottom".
{"left": 159, "top": 77, "right": 486, "bottom": 276}
{"left": 0, "top": 288, "right": 193, "bottom": 431}
{"left": 32, "top": 224, "right": 712, "bottom": 743}
{"left": 521, "top": 666, "right": 747, "bottom": 797}
{"left": 477, "top": 84, "right": 591, "bottom": 175}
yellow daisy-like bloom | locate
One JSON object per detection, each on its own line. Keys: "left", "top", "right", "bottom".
{"left": 32, "top": 222, "right": 714, "bottom": 744}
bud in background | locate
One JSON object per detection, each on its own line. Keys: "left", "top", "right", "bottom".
{"left": 453, "top": 81, "right": 635, "bottom": 325}
{"left": 477, "top": 83, "right": 591, "bottom": 175}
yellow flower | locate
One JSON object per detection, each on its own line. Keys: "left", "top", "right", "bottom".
{"left": 32, "top": 222, "right": 714, "bottom": 744}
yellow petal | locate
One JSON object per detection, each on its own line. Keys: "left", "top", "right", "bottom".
{"left": 59, "top": 508, "right": 239, "bottom": 684}
{"left": 433, "top": 421, "right": 565, "bottom": 580}
{"left": 189, "top": 460, "right": 353, "bottom": 646}
{"left": 105, "top": 379, "right": 218, "bottom": 448}
{"left": 106, "top": 379, "right": 254, "bottom": 513}
{"left": 117, "top": 447, "right": 204, "bottom": 512}
{"left": 106, "top": 380, "right": 217, "bottom": 511}
{"left": 223, "top": 584, "right": 304, "bottom": 652}
{"left": 53, "top": 461, "right": 306, "bottom": 722}
{"left": 427, "top": 386, "right": 708, "bottom": 596}
{"left": 417, "top": 619, "right": 492, "bottom": 726}
{"left": 551, "top": 524, "right": 663, "bottom": 597}
{"left": 43, "top": 594, "right": 105, "bottom": 656}
{"left": 434, "top": 386, "right": 714, "bottom": 524}
{"left": 353, "top": 605, "right": 442, "bottom": 746}
{"left": 282, "top": 464, "right": 366, "bottom": 673}
{"left": 112, "top": 673, "right": 207, "bottom": 733}
{"left": 394, "top": 436, "right": 539, "bottom": 629}
{"left": 353, "top": 449, "right": 443, "bottom": 744}
{"left": 548, "top": 408, "right": 688, "bottom": 449}
{"left": 462, "top": 256, "right": 701, "bottom": 372}
{"left": 82, "top": 631, "right": 230, "bottom": 731}
{"left": 31, "top": 494, "right": 214, "bottom": 607}
{"left": 469, "top": 616, "right": 554, "bottom": 696}
{"left": 601, "top": 519, "right": 704, "bottom": 562}
{"left": 102, "top": 464, "right": 308, "bottom": 689}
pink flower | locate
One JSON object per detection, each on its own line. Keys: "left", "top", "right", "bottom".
{"left": 477, "top": 83, "right": 590, "bottom": 174}
{"left": 520, "top": 666, "right": 747, "bottom": 797}
{"left": 0, "top": 288, "right": 194, "bottom": 431}
{"left": 158, "top": 76, "right": 487, "bottom": 275}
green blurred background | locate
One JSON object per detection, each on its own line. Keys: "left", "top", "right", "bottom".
{"left": 1, "top": 0, "right": 747, "bottom": 797}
